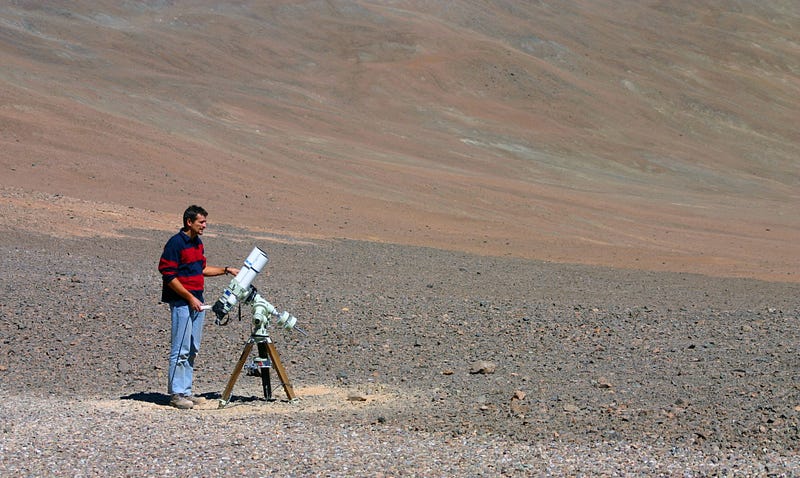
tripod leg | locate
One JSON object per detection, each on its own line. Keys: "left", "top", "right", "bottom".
{"left": 219, "top": 340, "right": 254, "bottom": 408}
{"left": 256, "top": 341, "right": 273, "bottom": 401}
{"left": 266, "top": 342, "right": 296, "bottom": 400}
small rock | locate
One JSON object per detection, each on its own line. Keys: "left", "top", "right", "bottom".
{"left": 469, "top": 360, "right": 496, "bottom": 374}
{"left": 510, "top": 391, "right": 529, "bottom": 415}
{"left": 695, "top": 429, "right": 712, "bottom": 440}
{"left": 347, "top": 393, "right": 367, "bottom": 402}
{"left": 595, "top": 377, "right": 613, "bottom": 389}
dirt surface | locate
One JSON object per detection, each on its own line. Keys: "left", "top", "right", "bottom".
{"left": 1, "top": 223, "right": 799, "bottom": 474}
{"left": 1, "top": 1, "right": 800, "bottom": 475}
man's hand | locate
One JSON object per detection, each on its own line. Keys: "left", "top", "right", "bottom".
{"left": 189, "top": 296, "right": 204, "bottom": 312}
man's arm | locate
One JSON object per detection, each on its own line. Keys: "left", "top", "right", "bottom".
{"left": 166, "top": 278, "right": 204, "bottom": 311}
{"left": 203, "top": 265, "right": 240, "bottom": 277}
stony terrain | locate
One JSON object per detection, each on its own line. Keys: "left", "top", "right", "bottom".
{"left": 1, "top": 223, "right": 798, "bottom": 476}
{"left": 1, "top": 1, "right": 799, "bottom": 475}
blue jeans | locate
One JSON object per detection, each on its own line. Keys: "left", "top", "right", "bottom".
{"left": 168, "top": 304, "right": 205, "bottom": 396}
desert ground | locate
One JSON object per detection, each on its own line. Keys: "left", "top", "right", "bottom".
{"left": 1, "top": 1, "right": 799, "bottom": 475}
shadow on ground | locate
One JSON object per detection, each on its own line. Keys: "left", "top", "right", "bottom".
{"left": 120, "top": 391, "right": 270, "bottom": 406}
{"left": 120, "top": 392, "right": 172, "bottom": 406}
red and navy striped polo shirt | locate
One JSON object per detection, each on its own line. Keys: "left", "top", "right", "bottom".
{"left": 158, "top": 230, "right": 207, "bottom": 304}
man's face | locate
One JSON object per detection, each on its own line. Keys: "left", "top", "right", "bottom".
{"left": 186, "top": 214, "right": 207, "bottom": 237}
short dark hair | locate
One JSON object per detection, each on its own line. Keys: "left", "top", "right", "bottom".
{"left": 182, "top": 205, "right": 208, "bottom": 229}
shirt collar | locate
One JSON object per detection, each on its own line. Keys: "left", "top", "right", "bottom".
{"left": 179, "top": 229, "right": 201, "bottom": 245}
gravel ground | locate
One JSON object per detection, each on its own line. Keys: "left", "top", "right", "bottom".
{"left": 1, "top": 226, "right": 799, "bottom": 476}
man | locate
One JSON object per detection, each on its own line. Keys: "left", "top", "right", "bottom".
{"left": 158, "top": 205, "right": 239, "bottom": 409}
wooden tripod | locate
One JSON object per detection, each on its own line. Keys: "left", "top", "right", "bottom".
{"left": 218, "top": 334, "right": 296, "bottom": 408}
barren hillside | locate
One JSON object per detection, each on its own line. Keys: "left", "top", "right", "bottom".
{"left": 1, "top": 0, "right": 798, "bottom": 280}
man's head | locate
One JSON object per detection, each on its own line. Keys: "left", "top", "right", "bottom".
{"left": 182, "top": 205, "right": 208, "bottom": 238}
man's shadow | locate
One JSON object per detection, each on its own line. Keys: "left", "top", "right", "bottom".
{"left": 119, "top": 391, "right": 175, "bottom": 406}
{"left": 120, "top": 391, "right": 261, "bottom": 405}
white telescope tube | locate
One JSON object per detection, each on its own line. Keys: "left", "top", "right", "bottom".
{"left": 234, "top": 247, "right": 269, "bottom": 291}
{"left": 212, "top": 246, "right": 269, "bottom": 324}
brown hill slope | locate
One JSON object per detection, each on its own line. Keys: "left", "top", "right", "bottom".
{"left": 0, "top": 1, "right": 798, "bottom": 281}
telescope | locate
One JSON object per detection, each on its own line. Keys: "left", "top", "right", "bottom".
{"left": 210, "top": 246, "right": 304, "bottom": 407}
{"left": 211, "top": 246, "right": 301, "bottom": 336}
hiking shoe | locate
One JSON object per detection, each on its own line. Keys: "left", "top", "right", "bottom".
{"left": 170, "top": 394, "right": 194, "bottom": 410}
{"left": 185, "top": 394, "right": 207, "bottom": 405}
